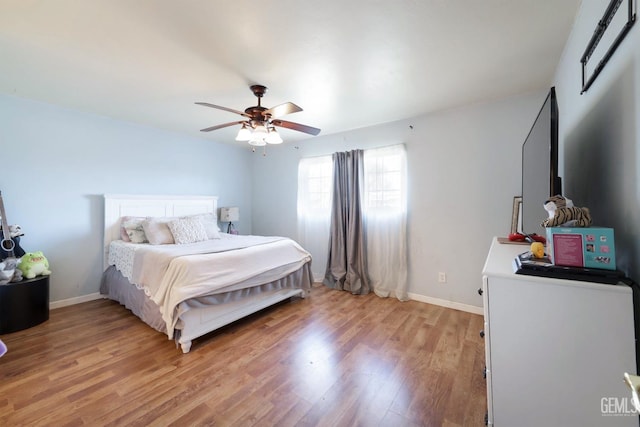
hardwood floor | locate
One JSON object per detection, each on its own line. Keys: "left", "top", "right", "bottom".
{"left": 0, "top": 283, "right": 486, "bottom": 426}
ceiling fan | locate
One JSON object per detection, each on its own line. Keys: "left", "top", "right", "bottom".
{"left": 196, "top": 84, "right": 321, "bottom": 146}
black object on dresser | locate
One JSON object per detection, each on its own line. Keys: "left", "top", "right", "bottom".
{"left": 0, "top": 275, "right": 49, "bottom": 334}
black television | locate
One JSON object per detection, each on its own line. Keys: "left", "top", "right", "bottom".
{"left": 520, "top": 87, "right": 562, "bottom": 236}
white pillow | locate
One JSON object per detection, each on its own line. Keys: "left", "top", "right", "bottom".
{"left": 142, "top": 217, "right": 175, "bottom": 245}
{"left": 187, "top": 213, "right": 221, "bottom": 239}
{"left": 168, "top": 217, "right": 208, "bottom": 244}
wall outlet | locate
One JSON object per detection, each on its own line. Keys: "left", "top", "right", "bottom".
{"left": 438, "top": 272, "right": 447, "bottom": 283}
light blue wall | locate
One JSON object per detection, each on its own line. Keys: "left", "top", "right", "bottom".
{"left": 251, "top": 91, "right": 547, "bottom": 308}
{"left": 554, "top": 0, "right": 640, "bottom": 281}
{"left": 0, "top": 94, "right": 253, "bottom": 302}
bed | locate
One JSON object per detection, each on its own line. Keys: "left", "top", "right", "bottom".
{"left": 100, "top": 194, "right": 313, "bottom": 353}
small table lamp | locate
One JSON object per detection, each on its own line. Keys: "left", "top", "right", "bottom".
{"left": 220, "top": 207, "right": 239, "bottom": 234}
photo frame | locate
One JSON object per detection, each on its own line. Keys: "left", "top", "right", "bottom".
{"left": 511, "top": 196, "right": 522, "bottom": 234}
{"left": 581, "top": 0, "right": 636, "bottom": 94}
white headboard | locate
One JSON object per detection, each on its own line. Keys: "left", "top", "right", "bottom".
{"left": 103, "top": 194, "right": 218, "bottom": 270}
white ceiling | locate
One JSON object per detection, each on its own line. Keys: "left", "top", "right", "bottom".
{"left": 0, "top": 1, "right": 582, "bottom": 144}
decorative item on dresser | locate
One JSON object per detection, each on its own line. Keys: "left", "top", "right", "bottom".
{"left": 100, "top": 195, "right": 313, "bottom": 353}
{"left": 481, "top": 237, "right": 636, "bottom": 426}
{"left": 510, "top": 196, "right": 522, "bottom": 234}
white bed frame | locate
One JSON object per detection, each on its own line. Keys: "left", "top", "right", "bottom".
{"left": 103, "top": 194, "right": 305, "bottom": 353}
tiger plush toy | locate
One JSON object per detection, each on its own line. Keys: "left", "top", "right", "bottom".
{"left": 541, "top": 195, "right": 592, "bottom": 228}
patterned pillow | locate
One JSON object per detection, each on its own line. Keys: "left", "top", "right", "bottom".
{"left": 168, "top": 217, "right": 208, "bottom": 244}
{"left": 119, "top": 216, "right": 137, "bottom": 242}
{"left": 187, "top": 213, "right": 221, "bottom": 239}
{"left": 121, "top": 216, "right": 148, "bottom": 243}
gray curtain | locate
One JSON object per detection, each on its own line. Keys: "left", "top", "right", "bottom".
{"left": 323, "top": 150, "right": 370, "bottom": 295}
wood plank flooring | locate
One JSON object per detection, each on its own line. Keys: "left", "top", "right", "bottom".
{"left": 0, "top": 283, "right": 486, "bottom": 426}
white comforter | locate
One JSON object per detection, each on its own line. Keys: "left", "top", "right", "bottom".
{"left": 108, "top": 234, "right": 312, "bottom": 335}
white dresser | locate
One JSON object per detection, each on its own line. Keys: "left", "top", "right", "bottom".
{"left": 482, "top": 237, "right": 637, "bottom": 426}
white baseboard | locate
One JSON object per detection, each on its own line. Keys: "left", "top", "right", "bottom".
{"left": 407, "top": 292, "right": 484, "bottom": 315}
{"left": 50, "top": 292, "right": 105, "bottom": 310}
{"left": 312, "top": 281, "right": 484, "bottom": 315}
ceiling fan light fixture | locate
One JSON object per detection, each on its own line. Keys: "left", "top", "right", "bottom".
{"left": 235, "top": 123, "right": 251, "bottom": 141}
{"left": 265, "top": 127, "right": 283, "bottom": 144}
{"left": 248, "top": 137, "right": 267, "bottom": 146}
{"left": 252, "top": 124, "right": 268, "bottom": 139}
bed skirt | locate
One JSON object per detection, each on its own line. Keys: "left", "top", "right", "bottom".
{"left": 100, "top": 262, "right": 313, "bottom": 337}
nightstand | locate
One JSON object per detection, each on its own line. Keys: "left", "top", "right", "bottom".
{"left": 0, "top": 275, "right": 49, "bottom": 334}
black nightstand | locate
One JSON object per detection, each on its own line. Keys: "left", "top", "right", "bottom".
{"left": 0, "top": 275, "right": 49, "bottom": 334}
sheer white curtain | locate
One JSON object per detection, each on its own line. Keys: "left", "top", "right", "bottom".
{"left": 363, "top": 144, "right": 408, "bottom": 300}
{"left": 297, "top": 156, "right": 333, "bottom": 281}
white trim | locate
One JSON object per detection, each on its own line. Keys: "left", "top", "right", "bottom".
{"left": 49, "top": 292, "right": 104, "bottom": 310}
{"left": 103, "top": 194, "right": 217, "bottom": 201}
{"left": 407, "top": 292, "right": 484, "bottom": 315}
{"left": 311, "top": 281, "right": 484, "bottom": 315}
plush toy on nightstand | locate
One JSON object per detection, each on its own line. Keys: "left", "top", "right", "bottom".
{"left": 17, "top": 251, "right": 51, "bottom": 279}
{"left": 541, "top": 195, "right": 592, "bottom": 228}
{"left": 0, "top": 257, "right": 22, "bottom": 285}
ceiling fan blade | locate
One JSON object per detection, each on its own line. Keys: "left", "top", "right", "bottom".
{"left": 200, "top": 121, "right": 245, "bottom": 132}
{"left": 195, "top": 102, "right": 251, "bottom": 118}
{"left": 272, "top": 119, "right": 321, "bottom": 136}
{"left": 265, "top": 102, "right": 302, "bottom": 119}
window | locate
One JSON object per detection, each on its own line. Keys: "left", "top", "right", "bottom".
{"left": 297, "top": 156, "right": 333, "bottom": 217}
{"left": 297, "top": 146, "right": 407, "bottom": 215}
{"left": 364, "top": 145, "right": 407, "bottom": 213}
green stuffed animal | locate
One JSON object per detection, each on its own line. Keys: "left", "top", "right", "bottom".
{"left": 18, "top": 251, "right": 51, "bottom": 279}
